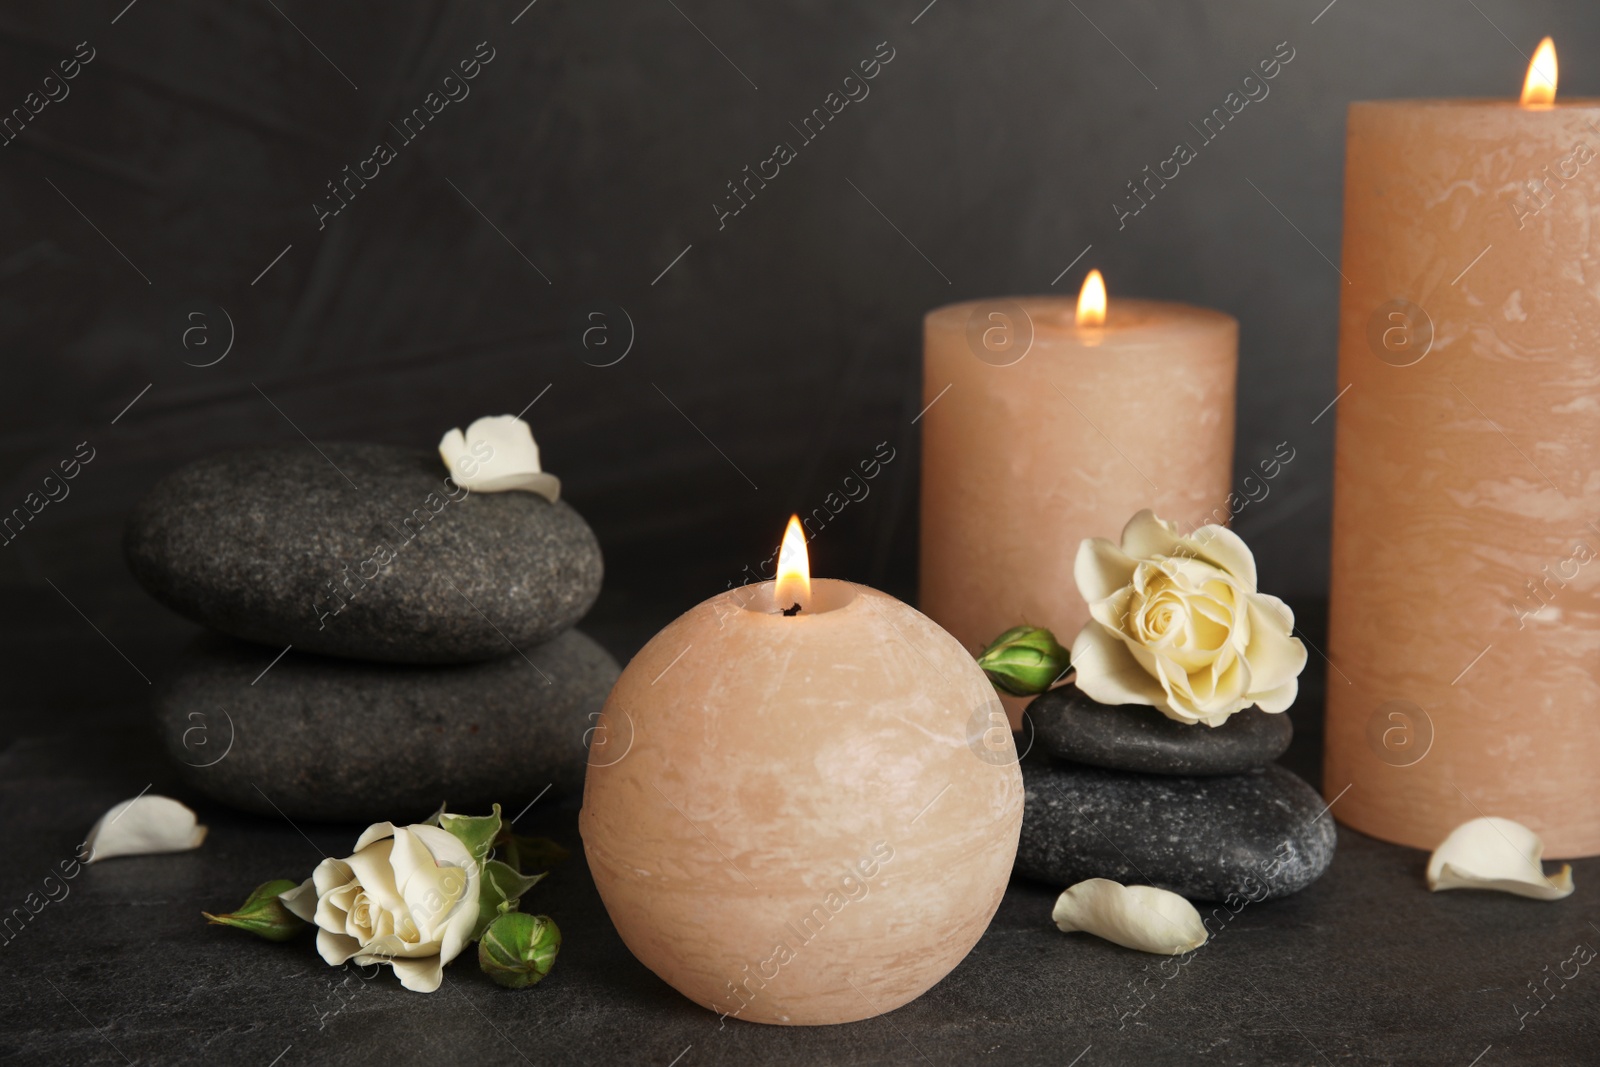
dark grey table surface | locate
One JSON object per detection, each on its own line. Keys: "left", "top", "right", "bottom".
{"left": 3, "top": 600, "right": 1597, "bottom": 1067}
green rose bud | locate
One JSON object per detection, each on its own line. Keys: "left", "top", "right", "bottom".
{"left": 976, "top": 625, "right": 1071, "bottom": 696}
{"left": 478, "top": 913, "right": 561, "bottom": 989}
{"left": 202, "top": 879, "right": 307, "bottom": 942}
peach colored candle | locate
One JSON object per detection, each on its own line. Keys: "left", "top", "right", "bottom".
{"left": 920, "top": 277, "right": 1238, "bottom": 715}
{"left": 1325, "top": 41, "right": 1600, "bottom": 857}
{"left": 580, "top": 518, "right": 1023, "bottom": 1025}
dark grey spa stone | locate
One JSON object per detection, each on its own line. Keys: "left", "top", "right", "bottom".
{"left": 1014, "top": 756, "right": 1336, "bottom": 902}
{"left": 124, "top": 444, "right": 603, "bottom": 663}
{"left": 154, "top": 629, "right": 620, "bottom": 822}
{"left": 1029, "top": 683, "right": 1293, "bottom": 775}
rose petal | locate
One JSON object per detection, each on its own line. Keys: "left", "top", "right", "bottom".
{"left": 1180, "top": 523, "right": 1258, "bottom": 590}
{"left": 408, "top": 823, "right": 475, "bottom": 868}
{"left": 345, "top": 839, "right": 405, "bottom": 915}
{"left": 1241, "top": 598, "right": 1307, "bottom": 694}
{"left": 1118, "top": 509, "right": 1184, "bottom": 561}
{"left": 1250, "top": 678, "right": 1298, "bottom": 715}
{"left": 456, "top": 470, "right": 562, "bottom": 498}
{"left": 391, "top": 829, "right": 466, "bottom": 940}
{"left": 436, "top": 900, "right": 476, "bottom": 970}
{"left": 1088, "top": 585, "right": 1135, "bottom": 638}
{"left": 279, "top": 877, "right": 318, "bottom": 922}
{"left": 437, "top": 415, "right": 560, "bottom": 501}
{"left": 1426, "top": 817, "right": 1574, "bottom": 900}
{"left": 1070, "top": 621, "right": 1167, "bottom": 708}
{"left": 309, "top": 858, "right": 355, "bottom": 897}
{"left": 1052, "top": 878, "right": 1208, "bottom": 955}
{"left": 83, "top": 795, "right": 206, "bottom": 862}
{"left": 437, "top": 428, "right": 469, "bottom": 475}
{"left": 390, "top": 955, "right": 446, "bottom": 993}
{"left": 353, "top": 821, "right": 399, "bottom": 853}
{"left": 1075, "top": 537, "right": 1138, "bottom": 602}
{"left": 315, "top": 929, "right": 364, "bottom": 967}
{"left": 465, "top": 415, "right": 542, "bottom": 474}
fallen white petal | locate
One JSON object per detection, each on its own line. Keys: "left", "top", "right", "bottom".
{"left": 1052, "top": 878, "right": 1208, "bottom": 955}
{"left": 1427, "top": 817, "right": 1574, "bottom": 900}
{"left": 438, "top": 414, "right": 561, "bottom": 502}
{"left": 84, "top": 795, "right": 207, "bottom": 862}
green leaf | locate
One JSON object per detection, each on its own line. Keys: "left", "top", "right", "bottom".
{"left": 478, "top": 913, "right": 560, "bottom": 989}
{"left": 976, "top": 625, "right": 1071, "bottom": 696}
{"left": 439, "top": 804, "right": 502, "bottom": 865}
{"left": 497, "top": 832, "right": 570, "bottom": 875}
{"left": 202, "top": 879, "right": 307, "bottom": 942}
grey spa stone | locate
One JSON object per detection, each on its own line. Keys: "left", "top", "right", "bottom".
{"left": 1029, "top": 684, "right": 1293, "bottom": 775}
{"left": 1014, "top": 757, "right": 1336, "bottom": 902}
{"left": 124, "top": 444, "right": 603, "bottom": 663}
{"left": 154, "top": 629, "right": 620, "bottom": 822}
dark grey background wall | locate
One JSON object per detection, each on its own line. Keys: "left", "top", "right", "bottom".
{"left": 3, "top": 0, "right": 1597, "bottom": 719}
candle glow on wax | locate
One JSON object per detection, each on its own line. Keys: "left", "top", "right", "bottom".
{"left": 773, "top": 514, "right": 811, "bottom": 612}
{"left": 1521, "top": 37, "right": 1557, "bottom": 108}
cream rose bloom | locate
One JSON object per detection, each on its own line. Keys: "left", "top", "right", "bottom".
{"left": 1070, "top": 510, "right": 1307, "bottom": 726}
{"left": 281, "top": 822, "right": 480, "bottom": 993}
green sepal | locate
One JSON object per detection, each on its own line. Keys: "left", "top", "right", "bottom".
{"left": 478, "top": 913, "right": 560, "bottom": 989}
{"left": 202, "top": 879, "right": 306, "bottom": 942}
{"left": 976, "top": 625, "right": 1071, "bottom": 696}
{"left": 470, "top": 860, "right": 547, "bottom": 941}
{"left": 439, "top": 804, "right": 503, "bottom": 865}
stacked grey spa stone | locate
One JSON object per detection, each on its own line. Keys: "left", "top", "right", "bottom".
{"left": 1014, "top": 684, "right": 1335, "bottom": 901}
{"left": 124, "top": 444, "right": 617, "bottom": 822}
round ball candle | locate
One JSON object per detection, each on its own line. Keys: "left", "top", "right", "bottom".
{"left": 580, "top": 517, "right": 1024, "bottom": 1025}
{"left": 921, "top": 274, "right": 1238, "bottom": 714}
{"left": 1325, "top": 41, "right": 1600, "bottom": 857}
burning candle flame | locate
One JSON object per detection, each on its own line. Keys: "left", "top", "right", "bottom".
{"left": 774, "top": 514, "right": 811, "bottom": 613}
{"left": 1522, "top": 37, "right": 1557, "bottom": 108}
{"left": 1076, "top": 270, "right": 1107, "bottom": 327}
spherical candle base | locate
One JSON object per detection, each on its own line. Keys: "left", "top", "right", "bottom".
{"left": 580, "top": 579, "right": 1024, "bottom": 1025}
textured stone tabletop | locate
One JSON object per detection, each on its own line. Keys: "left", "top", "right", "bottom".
{"left": 3, "top": 622, "right": 1596, "bottom": 1066}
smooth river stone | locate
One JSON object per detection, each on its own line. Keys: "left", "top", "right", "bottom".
{"left": 1015, "top": 757, "right": 1336, "bottom": 901}
{"left": 124, "top": 444, "right": 603, "bottom": 663}
{"left": 154, "top": 629, "right": 620, "bottom": 822}
{"left": 1029, "top": 684, "right": 1293, "bottom": 775}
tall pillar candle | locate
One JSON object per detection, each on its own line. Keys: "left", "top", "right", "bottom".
{"left": 1324, "top": 45, "right": 1600, "bottom": 856}
{"left": 920, "top": 282, "right": 1238, "bottom": 711}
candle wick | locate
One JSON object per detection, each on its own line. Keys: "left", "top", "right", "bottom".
{"left": 781, "top": 602, "right": 802, "bottom": 617}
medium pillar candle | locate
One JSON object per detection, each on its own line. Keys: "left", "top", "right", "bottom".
{"left": 1324, "top": 53, "right": 1600, "bottom": 856}
{"left": 580, "top": 538, "right": 1023, "bottom": 1024}
{"left": 920, "top": 285, "right": 1238, "bottom": 690}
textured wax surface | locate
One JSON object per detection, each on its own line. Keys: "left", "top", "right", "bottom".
{"left": 123, "top": 444, "right": 604, "bottom": 663}
{"left": 581, "top": 581, "right": 1023, "bottom": 1025}
{"left": 1326, "top": 100, "right": 1600, "bottom": 856}
{"left": 154, "top": 629, "right": 619, "bottom": 822}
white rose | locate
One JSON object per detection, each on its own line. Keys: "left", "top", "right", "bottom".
{"left": 439, "top": 414, "right": 561, "bottom": 501}
{"left": 281, "top": 822, "right": 480, "bottom": 993}
{"left": 1070, "top": 509, "right": 1307, "bottom": 727}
